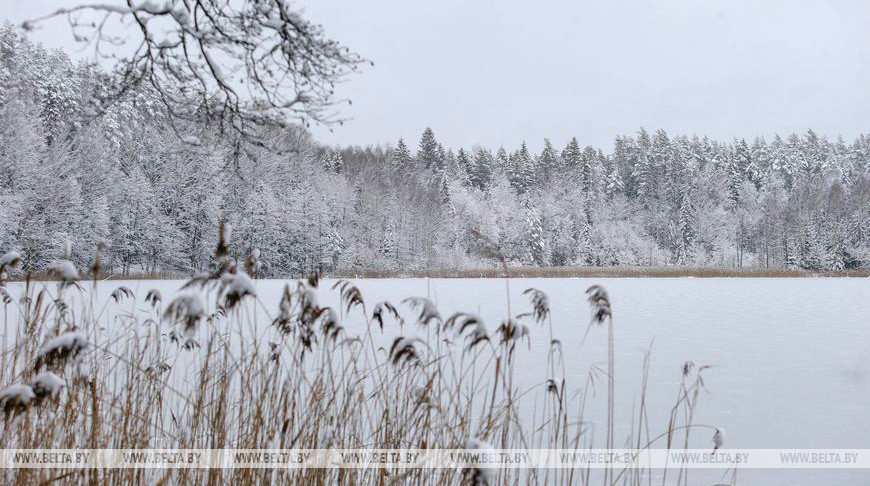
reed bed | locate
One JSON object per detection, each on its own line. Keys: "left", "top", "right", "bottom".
{"left": 0, "top": 233, "right": 732, "bottom": 486}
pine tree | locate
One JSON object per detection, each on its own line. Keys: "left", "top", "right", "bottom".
{"left": 766, "top": 135, "right": 790, "bottom": 191}
{"left": 579, "top": 146, "right": 597, "bottom": 195}
{"left": 537, "top": 139, "right": 558, "bottom": 182}
{"left": 417, "top": 127, "right": 443, "bottom": 173}
{"left": 561, "top": 137, "right": 581, "bottom": 172}
{"left": 749, "top": 137, "right": 769, "bottom": 188}
{"left": 469, "top": 148, "right": 494, "bottom": 190}
{"left": 576, "top": 221, "right": 594, "bottom": 266}
{"left": 799, "top": 219, "right": 823, "bottom": 270}
{"left": 508, "top": 142, "right": 534, "bottom": 194}
{"left": 526, "top": 209, "right": 549, "bottom": 266}
{"left": 455, "top": 148, "right": 472, "bottom": 186}
{"left": 495, "top": 147, "right": 509, "bottom": 173}
{"left": 612, "top": 135, "right": 634, "bottom": 195}
{"left": 786, "top": 134, "right": 805, "bottom": 185}
{"left": 663, "top": 137, "right": 691, "bottom": 215}
{"left": 381, "top": 219, "right": 396, "bottom": 259}
{"left": 802, "top": 129, "right": 826, "bottom": 177}
{"left": 391, "top": 138, "right": 412, "bottom": 174}
{"left": 603, "top": 162, "right": 623, "bottom": 199}
{"left": 331, "top": 152, "right": 344, "bottom": 173}
{"left": 3, "top": 24, "right": 870, "bottom": 277}
{"left": 651, "top": 129, "right": 671, "bottom": 171}
{"left": 631, "top": 128, "right": 654, "bottom": 206}
{"left": 320, "top": 151, "right": 343, "bottom": 173}
{"left": 726, "top": 152, "right": 742, "bottom": 209}
{"left": 676, "top": 193, "right": 696, "bottom": 264}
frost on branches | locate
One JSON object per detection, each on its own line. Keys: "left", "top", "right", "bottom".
{"left": 0, "top": 28, "right": 868, "bottom": 276}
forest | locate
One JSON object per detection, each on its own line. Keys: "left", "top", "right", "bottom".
{"left": 1, "top": 25, "right": 868, "bottom": 276}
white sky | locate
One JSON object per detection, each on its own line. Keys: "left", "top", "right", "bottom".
{"left": 5, "top": 0, "right": 870, "bottom": 151}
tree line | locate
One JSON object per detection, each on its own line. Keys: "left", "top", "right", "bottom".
{"left": 1, "top": 26, "right": 868, "bottom": 276}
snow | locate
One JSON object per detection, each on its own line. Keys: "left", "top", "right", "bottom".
{"left": 495, "top": 318, "right": 528, "bottom": 344}
{"left": 402, "top": 297, "right": 441, "bottom": 326}
{"left": 111, "top": 285, "right": 134, "bottom": 302}
{"left": 0, "top": 277, "right": 868, "bottom": 485}
{"left": 300, "top": 286, "right": 318, "bottom": 309}
{"left": 713, "top": 428, "right": 725, "bottom": 452}
{"left": 391, "top": 336, "right": 423, "bottom": 351}
{"left": 264, "top": 19, "right": 284, "bottom": 29}
{"left": 164, "top": 292, "right": 205, "bottom": 330}
{"left": 0, "top": 250, "right": 20, "bottom": 267}
{"left": 171, "top": 3, "right": 190, "bottom": 25}
{"left": 145, "top": 289, "right": 162, "bottom": 307}
{"left": 466, "top": 437, "right": 497, "bottom": 483}
{"left": 224, "top": 272, "right": 256, "bottom": 307}
{"left": 49, "top": 260, "right": 79, "bottom": 281}
{"left": 1, "top": 32, "right": 868, "bottom": 278}
{"left": 30, "top": 372, "right": 65, "bottom": 398}
{"left": 228, "top": 272, "right": 255, "bottom": 297}
{"left": 221, "top": 222, "right": 233, "bottom": 245}
{"left": 372, "top": 301, "right": 402, "bottom": 329}
{"left": 0, "top": 384, "right": 36, "bottom": 409}
{"left": 446, "top": 313, "right": 488, "bottom": 348}
{"left": 36, "top": 332, "right": 88, "bottom": 366}
{"left": 137, "top": 0, "right": 168, "bottom": 13}
{"left": 202, "top": 50, "right": 226, "bottom": 86}
{"left": 389, "top": 336, "right": 424, "bottom": 364}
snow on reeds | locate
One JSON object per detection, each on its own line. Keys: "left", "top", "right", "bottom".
{"left": 144, "top": 288, "right": 162, "bottom": 308}
{"left": 48, "top": 260, "right": 80, "bottom": 283}
{"left": 29, "top": 372, "right": 64, "bottom": 399}
{"left": 402, "top": 296, "right": 442, "bottom": 326}
{"left": 444, "top": 313, "right": 489, "bottom": 350}
{"left": 465, "top": 437, "right": 497, "bottom": 485}
{"left": 0, "top": 250, "right": 21, "bottom": 269}
{"left": 0, "top": 384, "right": 36, "bottom": 415}
{"left": 34, "top": 332, "right": 88, "bottom": 370}
{"left": 0, "top": 230, "right": 727, "bottom": 486}
{"left": 110, "top": 286, "right": 134, "bottom": 303}
{"left": 713, "top": 427, "right": 725, "bottom": 453}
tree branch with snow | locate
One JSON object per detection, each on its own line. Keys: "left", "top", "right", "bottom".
{"left": 22, "top": 0, "right": 368, "bottom": 145}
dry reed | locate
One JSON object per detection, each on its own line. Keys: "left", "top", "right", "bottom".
{"left": 0, "top": 230, "right": 732, "bottom": 486}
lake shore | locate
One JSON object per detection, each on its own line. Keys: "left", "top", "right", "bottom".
{"left": 8, "top": 266, "right": 870, "bottom": 282}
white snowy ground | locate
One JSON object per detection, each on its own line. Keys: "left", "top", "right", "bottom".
{"left": 3, "top": 277, "right": 869, "bottom": 485}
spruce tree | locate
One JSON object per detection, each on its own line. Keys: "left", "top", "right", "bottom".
{"left": 455, "top": 148, "right": 472, "bottom": 186}
{"left": 580, "top": 146, "right": 597, "bottom": 195}
{"left": 631, "top": 128, "right": 654, "bottom": 207}
{"left": 470, "top": 148, "right": 494, "bottom": 190}
{"left": 561, "top": 137, "right": 581, "bottom": 172}
{"left": 516, "top": 142, "right": 534, "bottom": 193}
{"left": 391, "top": 138, "right": 412, "bottom": 174}
{"left": 676, "top": 192, "right": 696, "bottom": 264}
{"left": 537, "top": 138, "right": 558, "bottom": 182}
{"left": 417, "top": 127, "right": 443, "bottom": 173}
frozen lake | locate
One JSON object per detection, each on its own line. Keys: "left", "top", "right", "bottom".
{"left": 4, "top": 277, "right": 869, "bottom": 485}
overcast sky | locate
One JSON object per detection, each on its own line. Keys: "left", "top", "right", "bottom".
{"left": 6, "top": 0, "right": 870, "bottom": 151}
